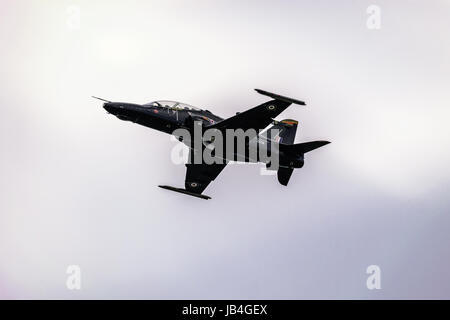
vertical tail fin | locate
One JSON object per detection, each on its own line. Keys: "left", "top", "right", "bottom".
{"left": 266, "top": 119, "right": 298, "bottom": 186}
{"left": 264, "top": 119, "right": 298, "bottom": 144}
{"left": 264, "top": 119, "right": 330, "bottom": 187}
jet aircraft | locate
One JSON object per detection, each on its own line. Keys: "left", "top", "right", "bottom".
{"left": 96, "top": 89, "right": 330, "bottom": 199}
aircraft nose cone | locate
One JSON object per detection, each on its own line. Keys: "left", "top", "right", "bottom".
{"left": 103, "top": 102, "right": 118, "bottom": 114}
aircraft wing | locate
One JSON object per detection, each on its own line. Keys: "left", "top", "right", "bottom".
{"left": 209, "top": 89, "right": 305, "bottom": 132}
{"left": 158, "top": 149, "right": 227, "bottom": 200}
{"left": 184, "top": 162, "right": 227, "bottom": 195}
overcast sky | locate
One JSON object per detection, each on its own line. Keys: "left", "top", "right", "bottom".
{"left": 1, "top": 0, "right": 450, "bottom": 299}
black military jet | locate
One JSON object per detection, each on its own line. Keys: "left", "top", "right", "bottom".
{"left": 96, "top": 89, "right": 330, "bottom": 199}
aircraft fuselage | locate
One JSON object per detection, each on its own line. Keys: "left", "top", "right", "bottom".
{"left": 103, "top": 101, "right": 301, "bottom": 167}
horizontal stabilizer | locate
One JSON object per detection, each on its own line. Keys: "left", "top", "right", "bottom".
{"left": 280, "top": 140, "right": 331, "bottom": 155}
{"left": 255, "top": 89, "right": 306, "bottom": 106}
{"left": 278, "top": 167, "right": 294, "bottom": 186}
{"left": 158, "top": 185, "right": 211, "bottom": 200}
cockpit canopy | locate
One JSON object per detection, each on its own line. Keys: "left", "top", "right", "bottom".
{"left": 143, "top": 100, "right": 202, "bottom": 111}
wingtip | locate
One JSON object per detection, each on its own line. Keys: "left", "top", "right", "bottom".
{"left": 254, "top": 89, "right": 306, "bottom": 106}
{"left": 158, "top": 185, "right": 211, "bottom": 200}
